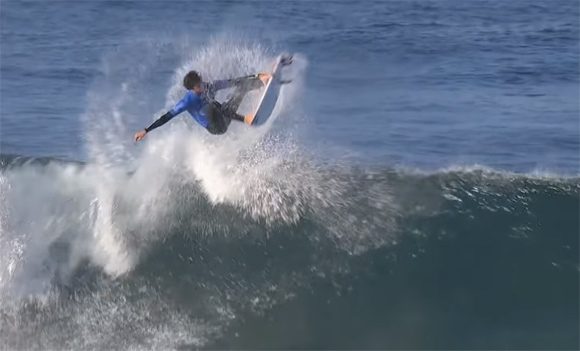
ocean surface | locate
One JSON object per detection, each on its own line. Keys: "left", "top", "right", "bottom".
{"left": 1, "top": 0, "right": 578, "bottom": 349}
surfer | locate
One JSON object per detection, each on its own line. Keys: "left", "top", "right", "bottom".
{"left": 134, "top": 71, "right": 270, "bottom": 141}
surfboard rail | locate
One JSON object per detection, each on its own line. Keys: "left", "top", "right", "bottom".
{"left": 245, "top": 54, "right": 293, "bottom": 126}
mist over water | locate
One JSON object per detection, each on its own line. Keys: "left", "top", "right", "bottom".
{"left": 1, "top": 38, "right": 400, "bottom": 348}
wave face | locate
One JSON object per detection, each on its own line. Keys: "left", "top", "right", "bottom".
{"left": 1, "top": 34, "right": 578, "bottom": 349}
{"left": 1, "top": 152, "right": 578, "bottom": 349}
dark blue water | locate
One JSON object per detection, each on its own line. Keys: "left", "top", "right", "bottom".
{"left": 2, "top": 0, "right": 578, "bottom": 172}
{"left": 1, "top": 0, "right": 578, "bottom": 349}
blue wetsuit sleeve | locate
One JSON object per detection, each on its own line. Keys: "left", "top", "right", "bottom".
{"left": 145, "top": 94, "right": 190, "bottom": 133}
{"left": 169, "top": 93, "right": 191, "bottom": 116}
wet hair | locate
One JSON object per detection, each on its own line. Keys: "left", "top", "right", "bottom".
{"left": 183, "top": 71, "right": 202, "bottom": 89}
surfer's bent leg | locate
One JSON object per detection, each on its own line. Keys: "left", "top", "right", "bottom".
{"left": 206, "top": 76, "right": 265, "bottom": 133}
{"left": 206, "top": 101, "right": 232, "bottom": 135}
{"left": 223, "top": 77, "right": 264, "bottom": 112}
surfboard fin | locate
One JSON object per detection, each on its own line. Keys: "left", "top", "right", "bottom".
{"left": 280, "top": 55, "right": 293, "bottom": 66}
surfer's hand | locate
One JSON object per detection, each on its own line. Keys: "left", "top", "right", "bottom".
{"left": 134, "top": 129, "right": 147, "bottom": 142}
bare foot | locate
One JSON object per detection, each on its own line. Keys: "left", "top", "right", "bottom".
{"left": 258, "top": 73, "right": 271, "bottom": 85}
{"left": 244, "top": 113, "right": 255, "bottom": 125}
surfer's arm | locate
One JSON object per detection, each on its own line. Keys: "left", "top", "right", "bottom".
{"left": 145, "top": 96, "right": 188, "bottom": 133}
{"left": 144, "top": 111, "right": 174, "bottom": 133}
{"left": 134, "top": 95, "right": 190, "bottom": 141}
{"left": 146, "top": 94, "right": 192, "bottom": 132}
{"left": 211, "top": 74, "right": 266, "bottom": 92}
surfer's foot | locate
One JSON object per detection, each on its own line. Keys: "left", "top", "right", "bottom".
{"left": 257, "top": 73, "right": 271, "bottom": 85}
{"left": 244, "top": 113, "right": 255, "bottom": 125}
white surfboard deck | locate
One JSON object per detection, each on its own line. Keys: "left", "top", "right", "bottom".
{"left": 247, "top": 55, "right": 292, "bottom": 126}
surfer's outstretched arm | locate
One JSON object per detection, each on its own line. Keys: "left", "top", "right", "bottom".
{"left": 145, "top": 111, "right": 174, "bottom": 132}
{"left": 134, "top": 94, "right": 190, "bottom": 142}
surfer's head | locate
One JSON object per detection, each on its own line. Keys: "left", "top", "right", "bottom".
{"left": 183, "top": 71, "right": 202, "bottom": 93}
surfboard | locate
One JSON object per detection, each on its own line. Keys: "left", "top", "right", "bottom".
{"left": 245, "top": 55, "right": 293, "bottom": 126}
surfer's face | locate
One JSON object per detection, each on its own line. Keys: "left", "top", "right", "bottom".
{"left": 192, "top": 83, "right": 203, "bottom": 94}
{"left": 183, "top": 70, "right": 202, "bottom": 92}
